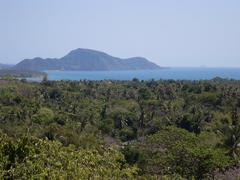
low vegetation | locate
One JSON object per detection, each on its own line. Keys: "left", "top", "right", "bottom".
{"left": 0, "top": 77, "right": 240, "bottom": 179}
{"left": 0, "top": 69, "right": 46, "bottom": 78}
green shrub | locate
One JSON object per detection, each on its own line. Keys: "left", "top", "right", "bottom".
{"left": 120, "top": 127, "right": 136, "bottom": 141}
{"left": 0, "top": 132, "right": 138, "bottom": 179}
{"left": 32, "top": 107, "right": 55, "bottom": 125}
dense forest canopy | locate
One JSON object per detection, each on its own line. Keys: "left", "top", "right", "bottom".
{"left": 0, "top": 77, "right": 240, "bottom": 179}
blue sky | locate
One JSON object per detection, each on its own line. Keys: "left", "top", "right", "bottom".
{"left": 0, "top": 0, "right": 239, "bottom": 67}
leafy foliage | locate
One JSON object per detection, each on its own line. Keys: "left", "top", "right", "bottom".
{"left": 0, "top": 132, "right": 137, "bottom": 179}
{"left": 0, "top": 78, "right": 240, "bottom": 178}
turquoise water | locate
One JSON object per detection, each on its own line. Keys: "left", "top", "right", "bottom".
{"left": 43, "top": 68, "right": 240, "bottom": 81}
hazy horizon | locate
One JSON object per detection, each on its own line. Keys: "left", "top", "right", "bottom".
{"left": 0, "top": 0, "right": 239, "bottom": 67}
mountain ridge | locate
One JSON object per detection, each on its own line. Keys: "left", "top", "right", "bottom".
{"left": 14, "top": 48, "right": 161, "bottom": 71}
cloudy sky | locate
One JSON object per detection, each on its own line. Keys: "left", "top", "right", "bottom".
{"left": 0, "top": 0, "right": 239, "bottom": 67}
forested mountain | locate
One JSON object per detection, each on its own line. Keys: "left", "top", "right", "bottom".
{"left": 1, "top": 78, "right": 240, "bottom": 179}
{"left": 14, "top": 48, "right": 161, "bottom": 71}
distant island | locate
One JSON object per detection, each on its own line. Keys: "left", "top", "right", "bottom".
{"left": 13, "top": 48, "right": 161, "bottom": 71}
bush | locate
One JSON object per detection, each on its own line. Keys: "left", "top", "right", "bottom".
{"left": 133, "top": 126, "right": 233, "bottom": 179}
{"left": 119, "top": 127, "right": 136, "bottom": 142}
{"left": 32, "top": 107, "right": 55, "bottom": 125}
{"left": 0, "top": 132, "right": 138, "bottom": 179}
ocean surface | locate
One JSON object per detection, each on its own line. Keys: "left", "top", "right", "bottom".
{"left": 40, "top": 68, "right": 240, "bottom": 81}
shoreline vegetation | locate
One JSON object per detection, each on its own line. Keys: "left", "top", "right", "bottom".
{"left": 0, "top": 78, "right": 240, "bottom": 179}
{"left": 0, "top": 69, "right": 47, "bottom": 79}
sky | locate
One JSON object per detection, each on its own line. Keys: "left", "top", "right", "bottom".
{"left": 0, "top": 0, "right": 239, "bottom": 67}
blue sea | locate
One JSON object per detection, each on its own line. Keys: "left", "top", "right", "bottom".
{"left": 41, "top": 68, "right": 240, "bottom": 81}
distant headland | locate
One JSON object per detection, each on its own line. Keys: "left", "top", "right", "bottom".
{"left": 12, "top": 48, "right": 161, "bottom": 71}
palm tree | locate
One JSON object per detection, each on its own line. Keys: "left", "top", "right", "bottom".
{"left": 219, "top": 108, "right": 240, "bottom": 158}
